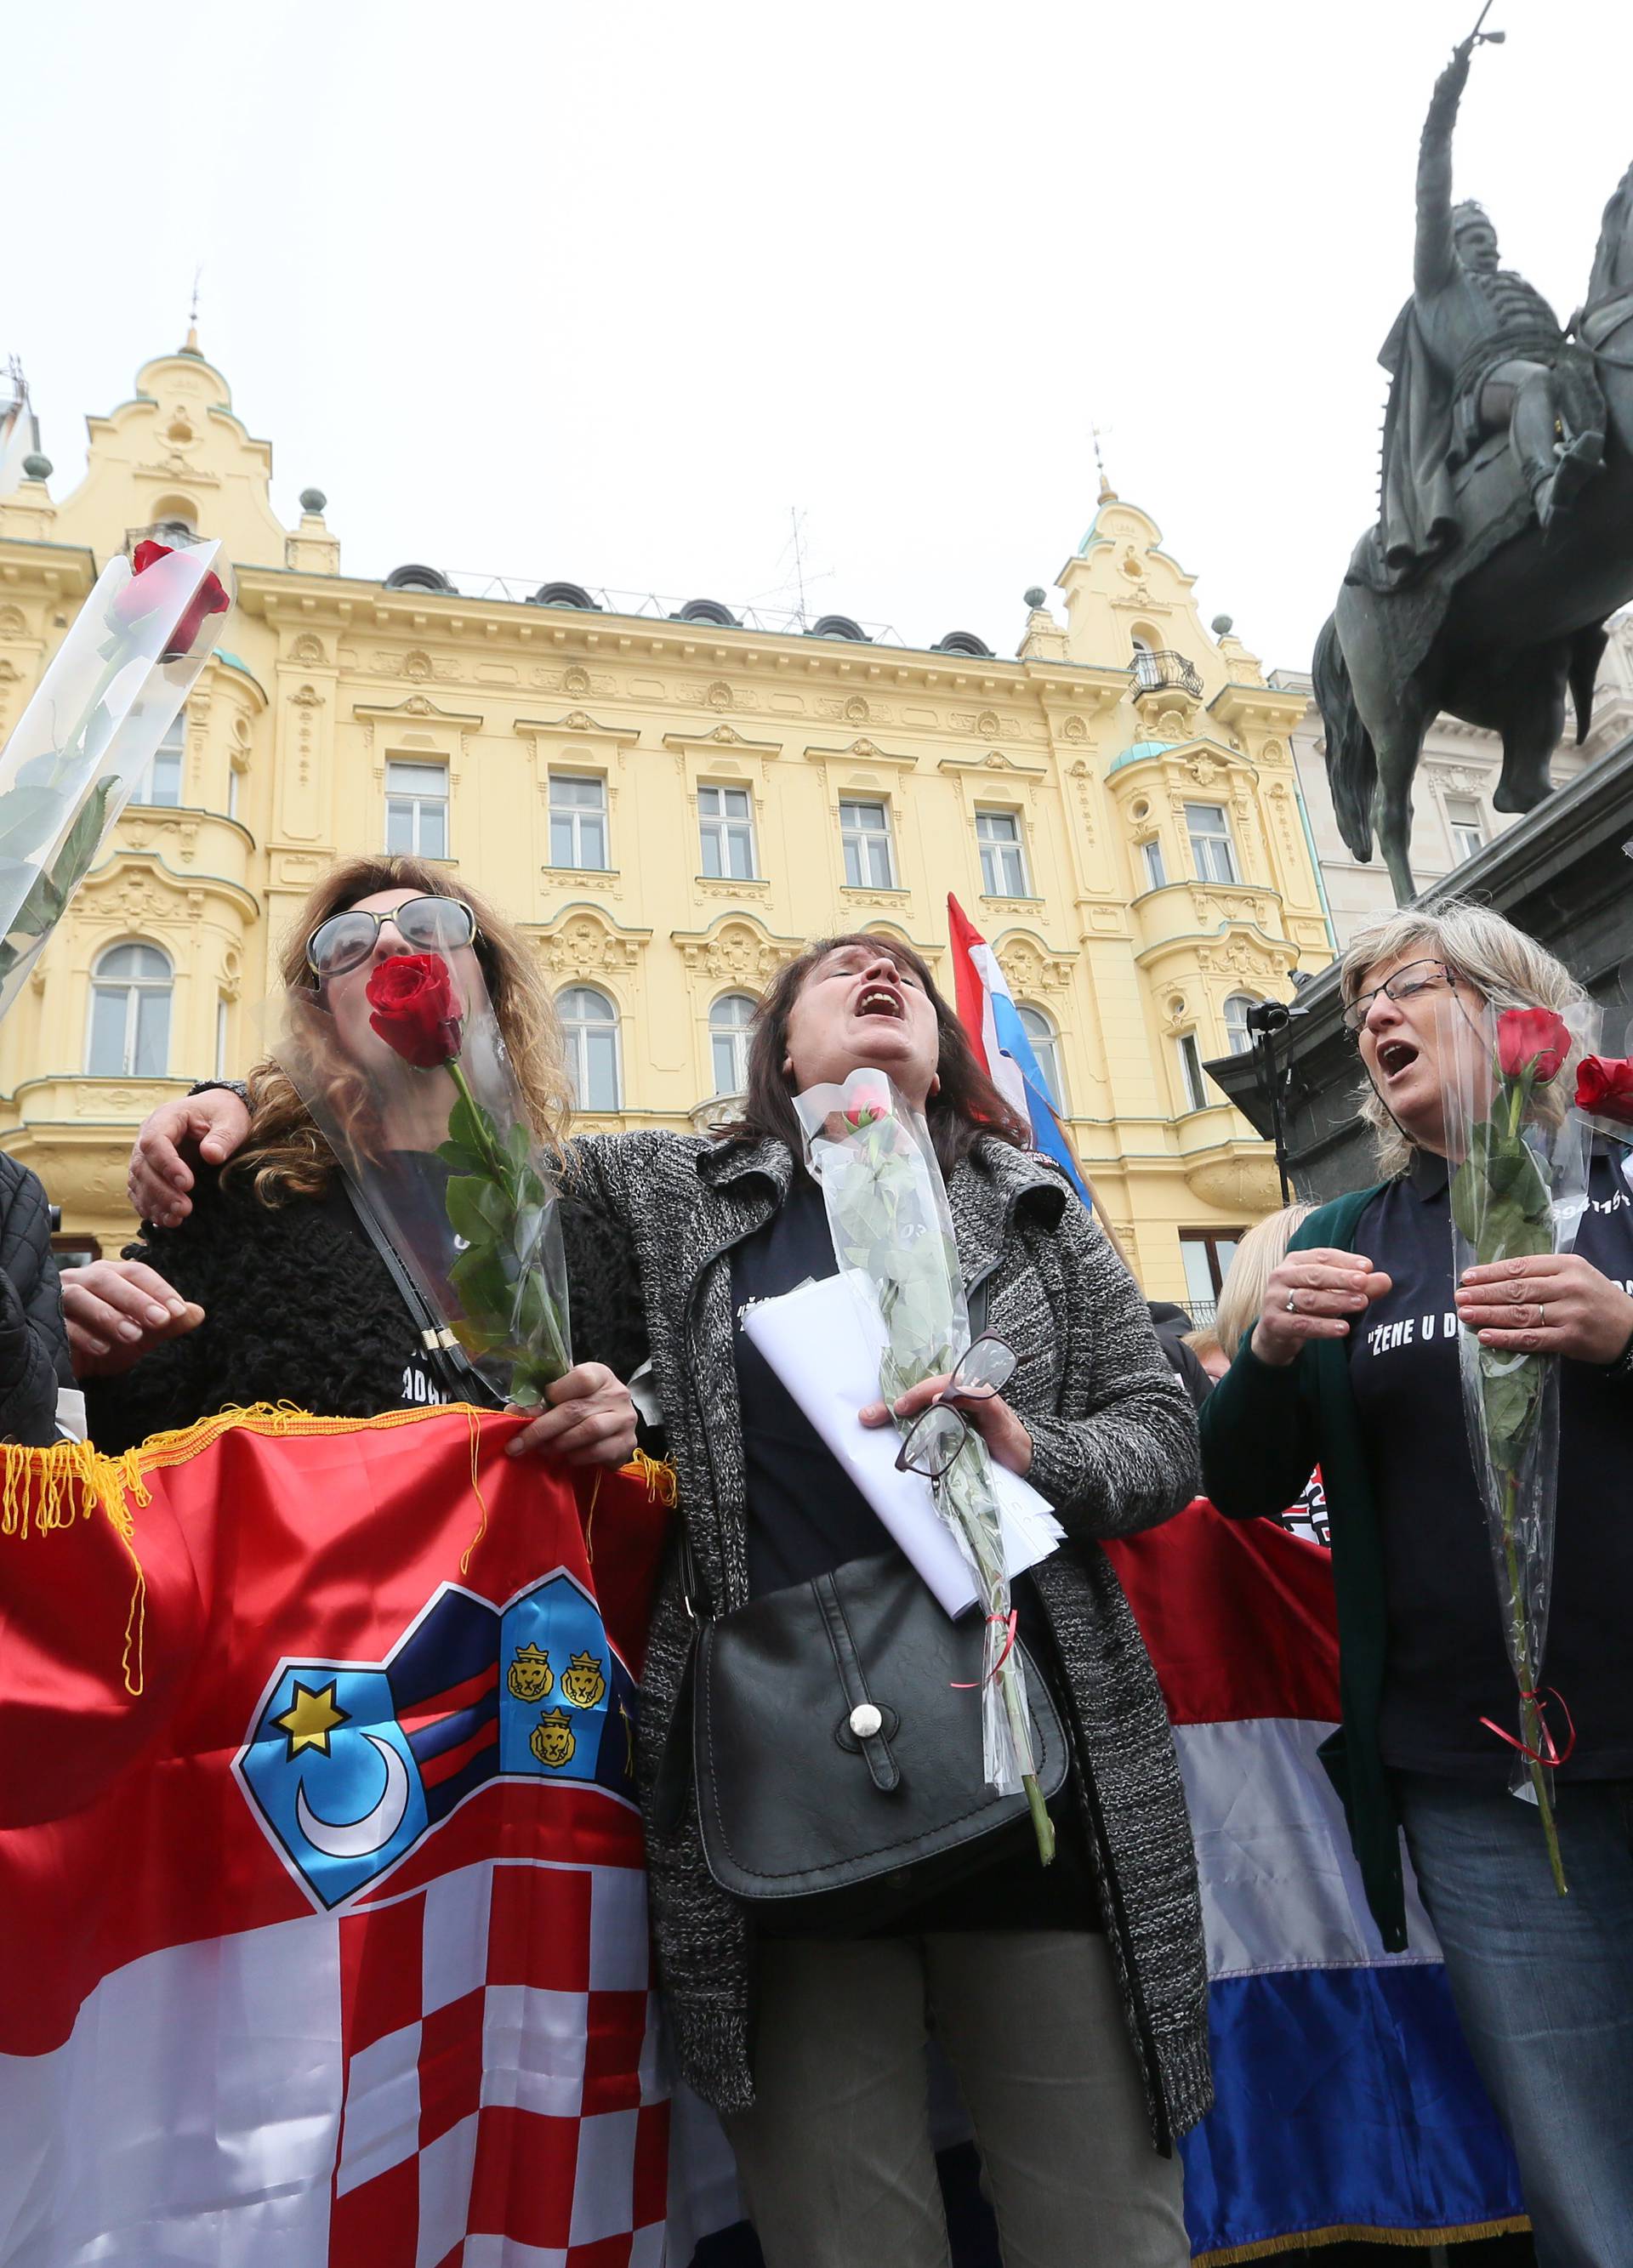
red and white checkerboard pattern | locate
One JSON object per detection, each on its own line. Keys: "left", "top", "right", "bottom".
{"left": 330, "top": 1857, "right": 668, "bottom": 2267}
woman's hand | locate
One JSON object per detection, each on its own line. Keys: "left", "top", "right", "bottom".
{"left": 1455, "top": 1253, "right": 1633, "bottom": 1364}
{"left": 128, "top": 1091, "right": 252, "bottom": 1226}
{"left": 1249, "top": 1248, "right": 1393, "bottom": 1367}
{"left": 504, "top": 1363, "right": 639, "bottom": 1469}
{"left": 63, "top": 1259, "right": 204, "bottom": 1377}
{"left": 859, "top": 1377, "right": 1034, "bottom": 1476}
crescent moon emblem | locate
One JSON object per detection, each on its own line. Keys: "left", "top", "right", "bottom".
{"left": 295, "top": 1733, "right": 411, "bottom": 1859}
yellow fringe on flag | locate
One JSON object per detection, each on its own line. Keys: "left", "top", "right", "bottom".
{"left": 1192, "top": 2215, "right": 1531, "bottom": 2264}
{"left": 0, "top": 1403, "right": 677, "bottom": 1702}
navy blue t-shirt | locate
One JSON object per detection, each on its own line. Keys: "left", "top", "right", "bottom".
{"left": 1348, "top": 1146, "right": 1633, "bottom": 1781}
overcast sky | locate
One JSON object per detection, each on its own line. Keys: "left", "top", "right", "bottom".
{"left": 9, "top": 1, "right": 1632, "bottom": 675}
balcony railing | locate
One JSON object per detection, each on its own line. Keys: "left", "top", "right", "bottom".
{"left": 1129, "top": 649, "right": 1203, "bottom": 700}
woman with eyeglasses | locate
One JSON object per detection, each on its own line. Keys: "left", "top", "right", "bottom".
{"left": 121, "top": 923, "right": 1206, "bottom": 2263}
{"left": 560, "top": 933, "right": 1205, "bottom": 2268}
{"left": 1199, "top": 899, "right": 1633, "bottom": 2268}
{"left": 67, "top": 856, "right": 641, "bottom": 1469}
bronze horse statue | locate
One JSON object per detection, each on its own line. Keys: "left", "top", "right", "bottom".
{"left": 1315, "top": 160, "right": 1633, "bottom": 905}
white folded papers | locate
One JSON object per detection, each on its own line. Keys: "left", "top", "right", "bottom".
{"left": 740, "top": 1271, "right": 1065, "bottom": 1617}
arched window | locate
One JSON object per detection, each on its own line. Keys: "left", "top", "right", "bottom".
{"left": 709, "top": 992, "right": 756, "bottom": 1098}
{"left": 1017, "top": 1004, "right": 1066, "bottom": 1113}
{"left": 1223, "top": 994, "right": 1258, "bottom": 1056}
{"left": 86, "top": 942, "right": 172, "bottom": 1077}
{"left": 558, "top": 986, "right": 621, "bottom": 1111}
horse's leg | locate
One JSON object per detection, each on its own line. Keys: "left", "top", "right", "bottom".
{"left": 1494, "top": 649, "right": 1568, "bottom": 811}
{"left": 1370, "top": 698, "right": 1428, "bottom": 904}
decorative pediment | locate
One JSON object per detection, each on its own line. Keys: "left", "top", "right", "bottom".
{"left": 804, "top": 734, "right": 917, "bottom": 771}
{"left": 532, "top": 904, "right": 649, "bottom": 978}
{"left": 992, "top": 928, "right": 1076, "bottom": 998}
{"left": 353, "top": 692, "right": 482, "bottom": 727}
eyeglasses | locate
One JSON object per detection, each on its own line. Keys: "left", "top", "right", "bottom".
{"left": 1340, "top": 958, "right": 1459, "bottom": 1039}
{"left": 306, "top": 895, "right": 479, "bottom": 981}
{"left": 893, "top": 1335, "right": 1018, "bottom": 1481}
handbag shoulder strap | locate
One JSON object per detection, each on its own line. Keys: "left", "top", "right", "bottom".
{"left": 344, "top": 1180, "right": 504, "bottom": 1409}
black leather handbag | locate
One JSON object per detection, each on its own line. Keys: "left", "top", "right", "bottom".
{"left": 690, "top": 1547, "right": 1069, "bottom": 1930}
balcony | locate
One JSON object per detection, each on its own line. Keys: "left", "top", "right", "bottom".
{"left": 1129, "top": 650, "right": 1203, "bottom": 701}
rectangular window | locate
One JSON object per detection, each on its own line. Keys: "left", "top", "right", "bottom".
{"left": 840, "top": 798, "right": 896, "bottom": 889}
{"left": 134, "top": 713, "right": 185, "bottom": 808}
{"left": 1185, "top": 802, "right": 1240, "bottom": 885}
{"left": 216, "top": 997, "right": 230, "bottom": 1080}
{"left": 549, "top": 773, "right": 609, "bottom": 870}
{"left": 1141, "top": 838, "right": 1168, "bottom": 891}
{"left": 227, "top": 765, "right": 242, "bottom": 822}
{"left": 976, "top": 810, "right": 1029, "bottom": 898}
{"left": 698, "top": 784, "right": 757, "bottom": 880}
{"left": 88, "top": 984, "right": 169, "bottom": 1078}
{"left": 1445, "top": 795, "right": 1485, "bottom": 865}
{"left": 1180, "top": 1228, "right": 1243, "bottom": 1319}
{"left": 385, "top": 759, "right": 449, "bottom": 859}
{"left": 1176, "top": 1032, "right": 1209, "bottom": 1112}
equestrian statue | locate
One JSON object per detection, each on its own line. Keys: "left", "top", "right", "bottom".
{"left": 1314, "top": 14, "right": 1633, "bottom": 901}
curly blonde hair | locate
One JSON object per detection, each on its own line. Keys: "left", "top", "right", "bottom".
{"left": 228, "top": 855, "right": 573, "bottom": 1205}
{"left": 1340, "top": 897, "right": 1588, "bottom": 1179}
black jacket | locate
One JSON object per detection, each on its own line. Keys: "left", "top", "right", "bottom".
{"left": 0, "top": 1152, "right": 72, "bottom": 1447}
{"left": 1148, "top": 1301, "right": 1213, "bottom": 1412}
{"left": 84, "top": 1163, "right": 644, "bottom": 1456}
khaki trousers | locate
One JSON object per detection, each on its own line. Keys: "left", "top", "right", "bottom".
{"left": 722, "top": 1930, "right": 1190, "bottom": 2268}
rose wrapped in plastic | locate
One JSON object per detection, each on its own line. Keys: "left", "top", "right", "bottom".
{"left": 0, "top": 538, "right": 233, "bottom": 1016}
{"left": 367, "top": 954, "right": 464, "bottom": 1069}
{"left": 1445, "top": 998, "right": 1597, "bottom": 1894}
{"left": 1573, "top": 1053, "right": 1633, "bottom": 1146}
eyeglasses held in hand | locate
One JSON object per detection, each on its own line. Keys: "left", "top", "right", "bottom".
{"left": 1340, "top": 957, "right": 1459, "bottom": 1041}
{"left": 893, "top": 1334, "right": 1018, "bottom": 1481}
{"left": 306, "top": 895, "right": 480, "bottom": 981}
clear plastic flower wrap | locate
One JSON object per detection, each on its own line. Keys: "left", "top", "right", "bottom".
{"left": 0, "top": 539, "right": 232, "bottom": 1018}
{"left": 272, "top": 941, "right": 571, "bottom": 1410}
{"left": 793, "top": 1065, "right": 1054, "bottom": 1864}
{"left": 1442, "top": 993, "right": 1600, "bottom": 1892}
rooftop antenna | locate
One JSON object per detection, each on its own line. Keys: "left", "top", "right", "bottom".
{"left": 789, "top": 507, "right": 808, "bottom": 626}
{"left": 185, "top": 265, "right": 202, "bottom": 353}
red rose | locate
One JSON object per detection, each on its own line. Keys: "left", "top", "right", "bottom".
{"left": 365, "top": 953, "right": 464, "bottom": 1068}
{"left": 113, "top": 540, "right": 230, "bottom": 662}
{"left": 1574, "top": 1054, "right": 1633, "bottom": 1123}
{"left": 1495, "top": 1006, "right": 1571, "bottom": 1084}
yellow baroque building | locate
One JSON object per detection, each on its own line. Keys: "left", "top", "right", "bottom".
{"left": 0, "top": 337, "right": 1334, "bottom": 1310}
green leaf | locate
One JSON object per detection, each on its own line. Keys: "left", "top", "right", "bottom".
{"left": 445, "top": 1174, "right": 507, "bottom": 1247}
{"left": 435, "top": 1135, "right": 486, "bottom": 1176}
{"left": 0, "top": 785, "right": 70, "bottom": 863}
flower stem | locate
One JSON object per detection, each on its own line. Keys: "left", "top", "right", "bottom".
{"left": 1499, "top": 1473, "right": 1568, "bottom": 1896}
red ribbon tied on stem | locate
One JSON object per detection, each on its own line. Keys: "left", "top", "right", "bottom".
{"left": 951, "top": 1608, "right": 1019, "bottom": 1690}
{"left": 1478, "top": 1686, "right": 1577, "bottom": 1769}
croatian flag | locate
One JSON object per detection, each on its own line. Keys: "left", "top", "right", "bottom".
{"left": 1104, "top": 1503, "right": 1528, "bottom": 2259}
{"left": 946, "top": 893, "right": 1091, "bottom": 1205}
{"left": 0, "top": 1407, "right": 674, "bottom": 2266}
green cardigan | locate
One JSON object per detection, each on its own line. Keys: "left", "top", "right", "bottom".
{"left": 1197, "top": 1185, "right": 1410, "bottom": 1952}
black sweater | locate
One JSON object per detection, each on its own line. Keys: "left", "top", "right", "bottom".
{"left": 83, "top": 1162, "right": 645, "bottom": 1457}
{"left": 0, "top": 1153, "right": 72, "bottom": 1447}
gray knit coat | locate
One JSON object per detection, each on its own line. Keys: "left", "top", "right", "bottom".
{"left": 569, "top": 1127, "right": 1214, "bottom": 2149}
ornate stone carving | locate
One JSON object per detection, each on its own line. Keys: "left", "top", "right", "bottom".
{"left": 562, "top": 666, "right": 591, "bottom": 697}
{"left": 1061, "top": 714, "right": 1087, "bottom": 742}
{"left": 676, "top": 918, "right": 800, "bottom": 987}
{"left": 0, "top": 604, "right": 27, "bottom": 635}
{"left": 403, "top": 650, "right": 432, "bottom": 681}
{"left": 537, "top": 912, "right": 642, "bottom": 976}
{"left": 995, "top": 936, "right": 1074, "bottom": 996}
{"left": 288, "top": 633, "right": 327, "bottom": 665}
{"left": 705, "top": 679, "right": 734, "bottom": 711}
{"left": 843, "top": 695, "right": 869, "bottom": 725}
{"left": 976, "top": 709, "right": 1000, "bottom": 739}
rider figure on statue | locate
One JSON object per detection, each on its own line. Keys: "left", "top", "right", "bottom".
{"left": 1371, "top": 31, "right": 1607, "bottom": 589}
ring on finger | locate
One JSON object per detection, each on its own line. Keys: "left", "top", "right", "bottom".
{"left": 1538, "top": 1300, "right": 1547, "bottom": 1328}
{"left": 1285, "top": 1290, "right": 1299, "bottom": 1315}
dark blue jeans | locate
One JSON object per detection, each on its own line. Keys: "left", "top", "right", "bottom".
{"left": 1397, "top": 1772, "right": 1633, "bottom": 2268}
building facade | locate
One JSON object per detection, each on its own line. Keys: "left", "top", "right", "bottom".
{"left": 0, "top": 339, "right": 1334, "bottom": 1310}
{"left": 1276, "top": 616, "right": 1633, "bottom": 949}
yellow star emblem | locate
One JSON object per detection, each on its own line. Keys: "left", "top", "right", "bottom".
{"left": 275, "top": 1679, "right": 350, "bottom": 1760}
